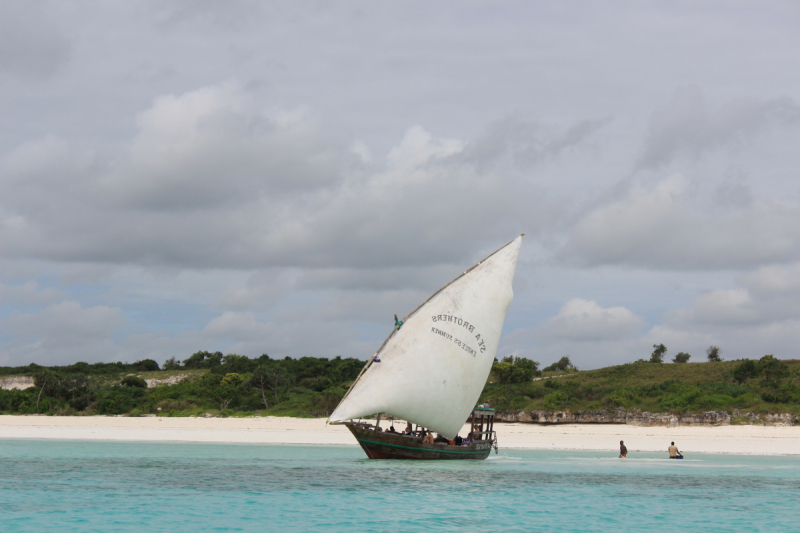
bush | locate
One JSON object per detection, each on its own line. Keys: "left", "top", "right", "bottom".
{"left": 543, "top": 391, "right": 568, "bottom": 410}
{"left": 757, "top": 355, "right": 789, "bottom": 385}
{"left": 606, "top": 387, "right": 639, "bottom": 408}
{"left": 132, "top": 359, "right": 160, "bottom": 372}
{"left": 733, "top": 360, "right": 759, "bottom": 384}
{"left": 121, "top": 376, "right": 148, "bottom": 388}
{"left": 672, "top": 352, "right": 691, "bottom": 364}
{"left": 94, "top": 387, "right": 143, "bottom": 414}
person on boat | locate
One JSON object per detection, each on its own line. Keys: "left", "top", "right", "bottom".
{"left": 454, "top": 435, "right": 463, "bottom": 445}
{"left": 374, "top": 425, "right": 383, "bottom": 432}
{"left": 403, "top": 422, "right": 413, "bottom": 435}
{"left": 422, "top": 431, "right": 434, "bottom": 444}
{"left": 387, "top": 425, "right": 396, "bottom": 433}
{"left": 619, "top": 440, "right": 627, "bottom": 458}
{"left": 462, "top": 433, "right": 472, "bottom": 446}
{"left": 668, "top": 442, "right": 683, "bottom": 459}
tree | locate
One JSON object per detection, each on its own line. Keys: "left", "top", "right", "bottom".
{"left": 182, "top": 351, "right": 223, "bottom": 369}
{"left": 218, "top": 373, "right": 246, "bottom": 411}
{"left": 33, "top": 369, "right": 61, "bottom": 411}
{"left": 733, "top": 359, "right": 759, "bottom": 384}
{"left": 163, "top": 356, "right": 181, "bottom": 370}
{"left": 757, "top": 355, "right": 789, "bottom": 385}
{"left": 543, "top": 356, "right": 576, "bottom": 372}
{"left": 706, "top": 346, "right": 722, "bottom": 362}
{"left": 650, "top": 344, "right": 667, "bottom": 363}
{"left": 672, "top": 352, "right": 691, "bottom": 364}
{"left": 262, "top": 367, "right": 292, "bottom": 403}
{"left": 492, "top": 356, "right": 541, "bottom": 384}
{"left": 211, "top": 354, "right": 255, "bottom": 375}
{"left": 249, "top": 366, "right": 272, "bottom": 409}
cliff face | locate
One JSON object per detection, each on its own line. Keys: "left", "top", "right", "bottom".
{"left": 0, "top": 376, "right": 35, "bottom": 390}
{"left": 494, "top": 409, "right": 797, "bottom": 427}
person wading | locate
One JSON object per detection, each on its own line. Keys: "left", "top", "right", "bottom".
{"left": 668, "top": 441, "right": 683, "bottom": 459}
{"left": 619, "top": 440, "right": 627, "bottom": 458}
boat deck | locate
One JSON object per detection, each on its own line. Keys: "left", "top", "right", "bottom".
{"left": 345, "top": 422, "right": 494, "bottom": 460}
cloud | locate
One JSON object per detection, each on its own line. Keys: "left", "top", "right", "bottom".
{"left": 2, "top": 302, "right": 125, "bottom": 366}
{"left": 0, "top": 1, "right": 70, "bottom": 79}
{"left": 563, "top": 174, "right": 800, "bottom": 270}
{"left": 537, "top": 298, "right": 646, "bottom": 342}
{"left": 636, "top": 86, "right": 800, "bottom": 170}
{"left": 0, "top": 281, "right": 66, "bottom": 307}
{"left": 666, "top": 263, "right": 800, "bottom": 329}
{"left": 203, "top": 311, "right": 274, "bottom": 341}
{"left": 0, "top": 86, "right": 554, "bottom": 270}
{"left": 464, "top": 116, "right": 610, "bottom": 169}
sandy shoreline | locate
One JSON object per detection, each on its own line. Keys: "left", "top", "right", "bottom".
{"left": 2, "top": 415, "right": 799, "bottom": 455}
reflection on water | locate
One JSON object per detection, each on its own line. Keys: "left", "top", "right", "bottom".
{"left": 1, "top": 440, "right": 799, "bottom": 532}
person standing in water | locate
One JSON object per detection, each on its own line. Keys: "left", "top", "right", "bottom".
{"left": 668, "top": 441, "right": 683, "bottom": 459}
{"left": 619, "top": 440, "right": 627, "bottom": 458}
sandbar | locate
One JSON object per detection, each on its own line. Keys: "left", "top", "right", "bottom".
{"left": 1, "top": 415, "right": 798, "bottom": 455}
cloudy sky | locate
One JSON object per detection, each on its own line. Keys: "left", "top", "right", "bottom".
{"left": 2, "top": 1, "right": 800, "bottom": 369}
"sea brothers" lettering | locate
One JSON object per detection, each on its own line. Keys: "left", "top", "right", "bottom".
{"left": 430, "top": 315, "right": 485, "bottom": 354}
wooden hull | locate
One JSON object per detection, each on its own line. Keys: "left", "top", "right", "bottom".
{"left": 345, "top": 423, "right": 494, "bottom": 460}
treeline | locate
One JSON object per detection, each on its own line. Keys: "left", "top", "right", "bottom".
{"left": 2, "top": 348, "right": 799, "bottom": 417}
{"left": 480, "top": 354, "right": 800, "bottom": 415}
{"left": 0, "top": 359, "right": 161, "bottom": 378}
{"left": 0, "top": 352, "right": 364, "bottom": 417}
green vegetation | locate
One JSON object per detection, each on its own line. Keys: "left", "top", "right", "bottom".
{"left": 2, "top": 349, "right": 799, "bottom": 418}
{"left": 0, "top": 353, "right": 363, "bottom": 417}
{"left": 707, "top": 346, "right": 722, "bottom": 362}
{"left": 650, "top": 344, "right": 667, "bottom": 363}
{"left": 479, "top": 354, "right": 800, "bottom": 416}
{"left": 672, "top": 352, "right": 691, "bottom": 364}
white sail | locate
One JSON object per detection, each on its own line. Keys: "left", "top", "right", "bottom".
{"left": 329, "top": 236, "right": 522, "bottom": 438}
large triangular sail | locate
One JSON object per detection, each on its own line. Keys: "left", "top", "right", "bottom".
{"left": 328, "top": 236, "right": 522, "bottom": 438}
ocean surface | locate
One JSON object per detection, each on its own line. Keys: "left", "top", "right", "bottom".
{"left": 1, "top": 439, "right": 799, "bottom": 532}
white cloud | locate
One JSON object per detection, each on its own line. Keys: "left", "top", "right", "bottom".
{"left": 564, "top": 174, "right": 800, "bottom": 270}
{"left": 203, "top": 311, "right": 274, "bottom": 341}
{"left": 666, "top": 289, "right": 759, "bottom": 327}
{"left": 537, "top": 298, "right": 646, "bottom": 342}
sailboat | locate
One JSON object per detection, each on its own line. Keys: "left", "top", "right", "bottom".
{"left": 328, "top": 235, "right": 523, "bottom": 459}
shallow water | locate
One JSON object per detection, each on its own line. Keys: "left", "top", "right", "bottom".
{"left": 1, "top": 439, "right": 799, "bottom": 532}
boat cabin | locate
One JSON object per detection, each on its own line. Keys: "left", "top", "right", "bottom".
{"left": 468, "top": 406, "right": 495, "bottom": 442}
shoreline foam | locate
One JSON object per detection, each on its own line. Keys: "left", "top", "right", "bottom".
{"left": 2, "top": 415, "right": 800, "bottom": 455}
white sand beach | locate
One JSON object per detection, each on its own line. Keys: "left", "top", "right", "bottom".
{"left": 1, "top": 415, "right": 799, "bottom": 455}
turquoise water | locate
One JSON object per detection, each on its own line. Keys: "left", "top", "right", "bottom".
{"left": 1, "top": 440, "right": 799, "bottom": 532}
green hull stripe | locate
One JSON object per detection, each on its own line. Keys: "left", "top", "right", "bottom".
{"left": 358, "top": 438, "right": 490, "bottom": 455}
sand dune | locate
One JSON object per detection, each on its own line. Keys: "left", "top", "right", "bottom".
{"left": 2, "top": 415, "right": 799, "bottom": 455}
